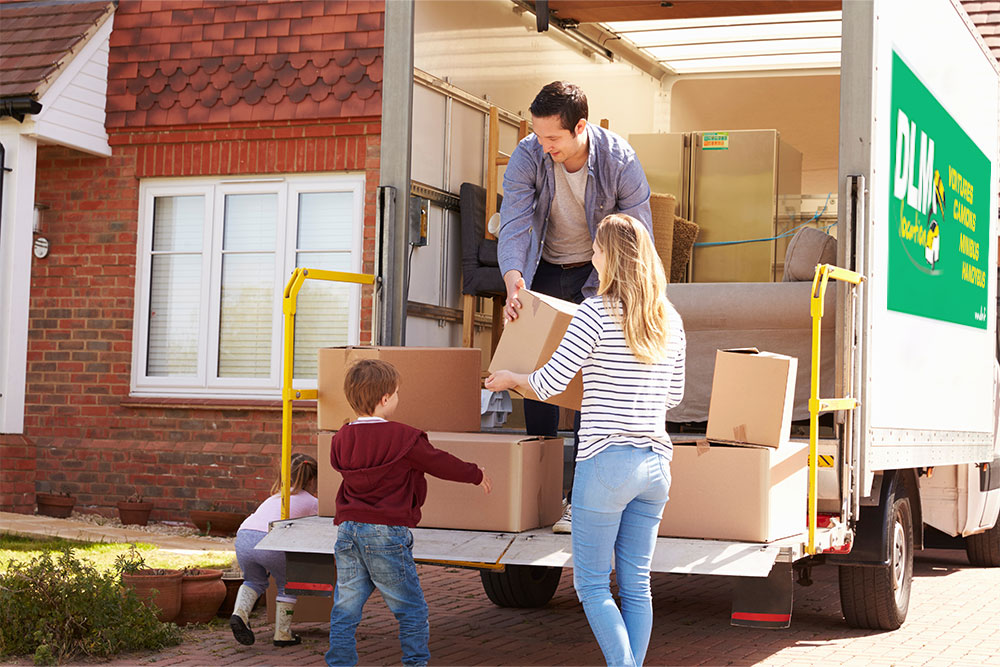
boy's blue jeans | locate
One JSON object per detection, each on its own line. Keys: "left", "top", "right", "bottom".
{"left": 571, "top": 445, "right": 671, "bottom": 667}
{"left": 326, "top": 521, "right": 429, "bottom": 667}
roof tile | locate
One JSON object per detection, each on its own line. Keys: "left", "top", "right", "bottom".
{"left": 1, "top": 0, "right": 115, "bottom": 98}
{"left": 98, "top": 0, "right": 383, "bottom": 127}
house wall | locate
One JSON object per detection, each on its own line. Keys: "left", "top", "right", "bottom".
{"left": 0, "top": 0, "right": 384, "bottom": 517}
{"left": 0, "top": 119, "right": 380, "bottom": 518}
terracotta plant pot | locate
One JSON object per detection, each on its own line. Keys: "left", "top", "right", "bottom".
{"left": 117, "top": 501, "right": 153, "bottom": 526}
{"left": 189, "top": 510, "right": 246, "bottom": 537}
{"left": 36, "top": 493, "right": 76, "bottom": 518}
{"left": 121, "top": 568, "right": 183, "bottom": 622}
{"left": 175, "top": 568, "right": 227, "bottom": 626}
{"left": 217, "top": 576, "right": 244, "bottom": 617}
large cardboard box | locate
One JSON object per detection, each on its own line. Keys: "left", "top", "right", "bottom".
{"left": 658, "top": 440, "right": 808, "bottom": 542}
{"left": 488, "top": 289, "right": 583, "bottom": 411}
{"left": 706, "top": 349, "right": 797, "bottom": 448}
{"left": 318, "top": 431, "right": 563, "bottom": 532}
{"left": 317, "top": 346, "right": 481, "bottom": 432}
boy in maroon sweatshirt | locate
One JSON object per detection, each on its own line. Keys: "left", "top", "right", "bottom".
{"left": 325, "top": 359, "right": 492, "bottom": 667}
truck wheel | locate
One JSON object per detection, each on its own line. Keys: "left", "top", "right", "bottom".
{"left": 965, "top": 520, "right": 1000, "bottom": 567}
{"left": 838, "top": 496, "right": 913, "bottom": 630}
{"left": 479, "top": 565, "right": 561, "bottom": 608}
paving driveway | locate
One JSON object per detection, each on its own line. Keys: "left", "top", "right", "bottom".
{"left": 106, "top": 546, "right": 998, "bottom": 666}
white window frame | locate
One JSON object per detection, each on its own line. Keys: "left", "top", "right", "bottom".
{"left": 131, "top": 173, "right": 366, "bottom": 399}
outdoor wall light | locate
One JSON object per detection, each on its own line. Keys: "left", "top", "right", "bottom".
{"left": 33, "top": 202, "right": 49, "bottom": 258}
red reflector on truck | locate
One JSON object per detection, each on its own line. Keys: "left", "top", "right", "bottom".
{"left": 732, "top": 612, "right": 791, "bottom": 623}
{"left": 287, "top": 581, "right": 334, "bottom": 592}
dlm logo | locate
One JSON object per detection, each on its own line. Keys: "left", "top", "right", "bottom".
{"left": 887, "top": 51, "right": 990, "bottom": 330}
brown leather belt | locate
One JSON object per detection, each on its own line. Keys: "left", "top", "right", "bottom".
{"left": 554, "top": 261, "right": 591, "bottom": 270}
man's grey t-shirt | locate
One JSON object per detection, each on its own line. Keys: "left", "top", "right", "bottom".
{"left": 542, "top": 162, "right": 593, "bottom": 265}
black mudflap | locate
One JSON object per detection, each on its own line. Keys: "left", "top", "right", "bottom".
{"left": 730, "top": 561, "right": 793, "bottom": 628}
{"left": 285, "top": 551, "right": 336, "bottom": 597}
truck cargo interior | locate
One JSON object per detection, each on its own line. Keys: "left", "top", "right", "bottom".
{"left": 407, "top": 0, "right": 842, "bottom": 434}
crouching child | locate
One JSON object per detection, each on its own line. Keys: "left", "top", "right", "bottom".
{"left": 325, "top": 359, "right": 492, "bottom": 667}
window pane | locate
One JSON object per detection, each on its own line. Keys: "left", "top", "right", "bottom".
{"left": 218, "top": 253, "right": 274, "bottom": 378}
{"left": 293, "top": 251, "right": 353, "bottom": 377}
{"left": 147, "top": 254, "right": 201, "bottom": 376}
{"left": 297, "top": 192, "right": 353, "bottom": 250}
{"left": 224, "top": 193, "right": 277, "bottom": 251}
{"left": 152, "top": 196, "right": 203, "bottom": 251}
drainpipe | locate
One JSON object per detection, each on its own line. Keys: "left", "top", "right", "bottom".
{"left": 0, "top": 142, "right": 9, "bottom": 248}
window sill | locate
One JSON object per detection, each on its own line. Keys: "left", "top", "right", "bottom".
{"left": 121, "top": 396, "right": 317, "bottom": 412}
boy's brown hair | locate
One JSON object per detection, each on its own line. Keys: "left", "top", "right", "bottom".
{"left": 344, "top": 359, "right": 400, "bottom": 416}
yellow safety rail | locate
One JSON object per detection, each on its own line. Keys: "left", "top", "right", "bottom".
{"left": 281, "top": 267, "right": 375, "bottom": 520}
{"left": 807, "top": 263, "right": 864, "bottom": 554}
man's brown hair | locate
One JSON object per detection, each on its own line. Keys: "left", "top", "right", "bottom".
{"left": 344, "top": 359, "right": 400, "bottom": 416}
{"left": 529, "top": 81, "right": 589, "bottom": 132}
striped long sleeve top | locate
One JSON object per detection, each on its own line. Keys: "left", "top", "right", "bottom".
{"left": 528, "top": 295, "right": 686, "bottom": 461}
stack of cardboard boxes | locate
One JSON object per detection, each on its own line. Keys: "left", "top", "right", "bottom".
{"left": 659, "top": 349, "right": 808, "bottom": 542}
{"left": 316, "top": 346, "right": 564, "bottom": 533}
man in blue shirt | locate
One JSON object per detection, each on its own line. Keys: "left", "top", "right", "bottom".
{"left": 497, "top": 81, "right": 653, "bottom": 533}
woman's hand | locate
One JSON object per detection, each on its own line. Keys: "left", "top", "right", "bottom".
{"left": 484, "top": 370, "right": 524, "bottom": 392}
{"left": 478, "top": 468, "right": 493, "bottom": 495}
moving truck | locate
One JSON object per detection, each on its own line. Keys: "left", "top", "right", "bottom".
{"left": 259, "top": 0, "right": 1000, "bottom": 630}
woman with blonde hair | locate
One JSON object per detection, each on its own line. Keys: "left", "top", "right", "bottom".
{"left": 487, "top": 213, "right": 685, "bottom": 666}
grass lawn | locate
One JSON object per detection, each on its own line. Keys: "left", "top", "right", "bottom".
{"left": 0, "top": 533, "right": 236, "bottom": 573}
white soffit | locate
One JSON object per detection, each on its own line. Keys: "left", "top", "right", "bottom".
{"left": 603, "top": 11, "right": 841, "bottom": 74}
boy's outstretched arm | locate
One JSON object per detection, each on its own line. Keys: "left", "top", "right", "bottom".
{"left": 405, "top": 433, "right": 488, "bottom": 490}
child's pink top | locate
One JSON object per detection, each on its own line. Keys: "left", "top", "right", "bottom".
{"left": 238, "top": 491, "right": 318, "bottom": 532}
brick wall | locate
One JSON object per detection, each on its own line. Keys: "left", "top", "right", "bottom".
{"left": 0, "top": 117, "right": 380, "bottom": 518}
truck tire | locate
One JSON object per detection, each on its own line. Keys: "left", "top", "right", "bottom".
{"left": 479, "top": 565, "right": 561, "bottom": 608}
{"left": 838, "top": 496, "right": 913, "bottom": 630}
{"left": 965, "top": 520, "right": 1000, "bottom": 567}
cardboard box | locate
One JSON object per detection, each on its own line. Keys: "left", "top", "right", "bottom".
{"left": 317, "top": 346, "right": 481, "bottom": 432}
{"left": 706, "top": 349, "right": 797, "bottom": 448}
{"left": 658, "top": 440, "right": 808, "bottom": 542}
{"left": 318, "top": 431, "right": 563, "bottom": 532}
{"left": 488, "top": 289, "right": 583, "bottom": 411}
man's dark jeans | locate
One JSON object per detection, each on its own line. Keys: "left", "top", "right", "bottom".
{"left": 524, "top": 259, "right": 590, "bottom": 501}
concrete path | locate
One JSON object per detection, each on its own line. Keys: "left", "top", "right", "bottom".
{"left": 0, "top": 510, "right": 234, "bottom": 553}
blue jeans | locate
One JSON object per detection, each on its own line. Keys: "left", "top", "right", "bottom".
{"left": 326, "top": 521, "right": 429, "bottom": 667}
{"left": 571, "top": 445, "right": 671, "bottom": 667}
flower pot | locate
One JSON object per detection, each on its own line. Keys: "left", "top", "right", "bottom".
{"left": 189, "top": 510, "right": 246, "bottom": 537}
{"left": 117, "top": 501, "right": 153, "bottom": 526}
{"left": 217, "top": 576, "right": 244, "bottom": 617}
{"left": 36, "top": 493, "right": 76, "bottom": 518}
{"left": 175, "top": 568, "right": 227, "bottom": 626}
{"left": 122, "top": 568, "right": 183, "bottom": 623}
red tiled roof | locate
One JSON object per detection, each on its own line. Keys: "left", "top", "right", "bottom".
{"left": 961, "top": 1, "right": 1000, "bottom": 63}
{"left": 106, "top": 0, "right": 384, "bottom": 127}
{"left": 0, "top": 0, "right": 115, "bottom": 99}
